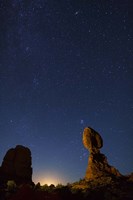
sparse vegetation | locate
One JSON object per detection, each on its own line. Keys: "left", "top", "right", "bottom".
{"left": 0, "top": 176, "right": 133, "bottom": 200}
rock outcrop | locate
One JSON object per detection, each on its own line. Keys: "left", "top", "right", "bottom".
{"left": 83, "top": 127, "right": 121, "bottom": 180}
{"left": 0, "top": 145, "right": 32, "bottom": 185}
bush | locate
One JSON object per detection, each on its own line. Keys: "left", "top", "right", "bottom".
{"left": 7, "top": 180, "right": 17, "bottom": 192}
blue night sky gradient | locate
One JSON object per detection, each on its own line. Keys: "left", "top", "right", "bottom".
{"left": 0, "top": 0, "right": 133, "bottom": 184}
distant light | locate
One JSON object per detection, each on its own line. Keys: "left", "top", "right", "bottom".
{"left": 33, "top": 171, "right": 66, "bottom": 186}
{"left": 40, "top": 178, "right": 58, "bottom": 186}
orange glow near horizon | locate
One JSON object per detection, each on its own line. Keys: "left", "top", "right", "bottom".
{"left": 39, "top": 178, "right": 60, "bottom": 186}
{"left": 33, "top": 171, "right": 67, "bottom": 186}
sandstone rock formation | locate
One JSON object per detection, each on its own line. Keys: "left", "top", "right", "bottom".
{"left": 83, "top": 127, "right": 103, "bottom": 154}
{"left": 83, "top": 127, "right": 121, "bottom": 180}
{"left": 0, "top": 145, "right": 32, "bottom": 185}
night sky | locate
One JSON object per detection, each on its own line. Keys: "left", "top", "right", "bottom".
{"left": 0, "top": 0, "right": 133, "bottom": 185}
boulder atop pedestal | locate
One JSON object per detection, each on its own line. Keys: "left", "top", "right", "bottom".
{"left": 0, "top": 145, "right": 32, "bottom": 185}
{"left": 83, "top": 127, "right": 103, "bottom": 154}
{"left": 83, "top": 127, "right": 121, "bottom": 180}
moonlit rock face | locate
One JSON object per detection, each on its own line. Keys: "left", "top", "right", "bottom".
{"left": 83, "top": 127, "right": 103, "bottom": 153}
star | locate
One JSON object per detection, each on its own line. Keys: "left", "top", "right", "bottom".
{"left": 80, "top": 120, "right": 84, "bottom": 125}
{"left": 74, "top": 11, "right": 79, "bottom": 15}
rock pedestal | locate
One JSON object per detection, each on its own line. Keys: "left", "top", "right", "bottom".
{"left": 83, "top": 127, "right": 121, "bottom": 180}
{"left": 0, "top": 145, "right": 32, "bottom": 185}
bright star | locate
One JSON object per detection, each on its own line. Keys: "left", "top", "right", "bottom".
{"left": 75, "top": 11, "right": 79, "bottom": 15}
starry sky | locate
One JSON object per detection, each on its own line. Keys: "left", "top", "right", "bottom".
{"left": 0, "top": 0, "right": 133, "bottom": 185}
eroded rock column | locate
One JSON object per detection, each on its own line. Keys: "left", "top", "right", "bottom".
{"left": 83, "top": 127, "right": 121, "bottom": 180}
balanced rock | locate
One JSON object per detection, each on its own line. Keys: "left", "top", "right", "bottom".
{"left": 83, "top": 127, "right": 121, "bottom": 180}
{"left": 83, "top": 127, "right": 103, "bottom": 154}
{"left": 0, "top": 145, "right": 32, "bottom": 185}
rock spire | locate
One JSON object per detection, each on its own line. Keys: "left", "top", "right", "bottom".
{"left": 83, "top": 127, "right": 121, "bottom": 180}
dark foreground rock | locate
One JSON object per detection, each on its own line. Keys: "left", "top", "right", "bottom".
{"left": 0, "top": 145, "right": 32, "bottom": 185}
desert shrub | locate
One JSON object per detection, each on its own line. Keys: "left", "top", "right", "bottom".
{"left": 7, "top": 180, "right": 17, "bottom": 192}
{"left": 56, "top": 183, "right": 63, "bottom": 189}
{"left": 49, "top": 184, "right": 55, "bottom": 191}
{"left": 34, "top": 182, "right": 41, "bottom": 190}
{"left": 41, "top": 184, "right": 51, "bottom": 192}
